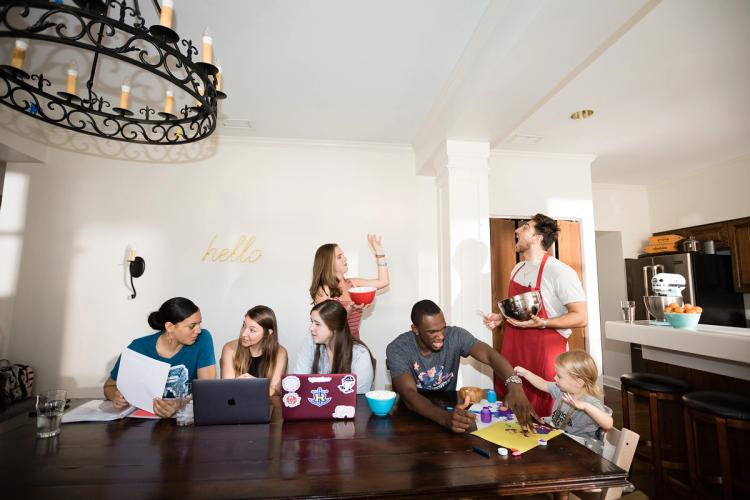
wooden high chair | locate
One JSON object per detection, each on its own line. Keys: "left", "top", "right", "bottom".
{"left": 569, "top": 427, "right": 640, "bottom": 500}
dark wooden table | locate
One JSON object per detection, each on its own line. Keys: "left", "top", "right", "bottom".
{"left": 0, "top": 392, "right": 626, "bottom": 499}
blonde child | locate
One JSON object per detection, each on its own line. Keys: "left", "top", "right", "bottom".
{"left": 515, "top": 350, "right": 613, "bottom": 453}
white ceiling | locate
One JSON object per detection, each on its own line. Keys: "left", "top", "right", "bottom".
{"left": 2, "top": 0, "right": 749, "bottom": 185}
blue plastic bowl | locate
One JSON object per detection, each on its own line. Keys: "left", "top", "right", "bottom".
{"left": 365, "top": 390, "right": 397, "bottom": 416}
{"left": 664, "top": 312, "right": 701, "bottom": 330}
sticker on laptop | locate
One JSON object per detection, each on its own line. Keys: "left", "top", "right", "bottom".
{"left": 332, "top": 405, "right": 355, "bottom": 419}
{"left": 308, "top": 386, "right": 332, "bottom": 407}
{"left": 282, "top": 392, "right": 301, "bottom": 408}
{"left": 308, "top": 376, "right": 332, "bottom": 383}
{"left": 282, "top": 375, "right": 301, "bottom": 393}
{"left": 337, "top": 374, "right": 356, "bottom": 394}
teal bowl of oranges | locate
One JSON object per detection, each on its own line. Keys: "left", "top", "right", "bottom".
{"left": 664, "top": 303, "right": 702, "bottom": 330}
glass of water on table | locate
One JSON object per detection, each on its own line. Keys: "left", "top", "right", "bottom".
{"left": 36, "top": 389, "right": 67, "bottom": 438}
{"left": 620, "top": 300, "right": 635, "bottom": 323}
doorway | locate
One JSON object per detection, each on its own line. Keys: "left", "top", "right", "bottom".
{"left": 489, "top": 217, "right": 586, "bottom": 352}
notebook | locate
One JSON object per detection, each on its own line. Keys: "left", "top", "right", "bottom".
{"left": 193, "top": 378, "right": 270, "bottom": 425}
{"left": 281, "top": 373, "right": 357, "bottom": 420}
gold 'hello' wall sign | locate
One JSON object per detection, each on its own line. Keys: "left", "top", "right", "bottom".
{"left": 202, "top": 234, "right": 262, "bottom": 263}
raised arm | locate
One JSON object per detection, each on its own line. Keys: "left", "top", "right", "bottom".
{"left": 350, "top": 234, "right": 389, "bottom": 289}
{"left": 562, "top": 393, "right": 614, "bottom": 432}
{"left": 514, "top": 365, "right": 550, "bottom": 393}
{"left": 391, "top": 372, "right": 475, "bottom": 433}
{"left": 468, "top": 341, "right": 537, "bottom": 430}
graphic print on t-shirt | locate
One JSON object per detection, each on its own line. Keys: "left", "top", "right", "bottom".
{"left": 412, "top": 361, "right": 453, "bottom": 390}
{"left": 163, "top": 364, "right": 189, "bottom": 398}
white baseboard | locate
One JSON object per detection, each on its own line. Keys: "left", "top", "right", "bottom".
{"left": 602, "top": 375, "right": 621, "bottom": 389}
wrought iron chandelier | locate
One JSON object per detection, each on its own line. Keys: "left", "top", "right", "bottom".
{"left": 0, "top": 0, "right": 226, "bottom": 145}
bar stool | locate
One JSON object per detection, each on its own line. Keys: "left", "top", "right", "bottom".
{"left": 683, "top": 391, "right": 750, "bottom": 499}
{"left": 620, "top": 372, "right": 692, "bottom": 497}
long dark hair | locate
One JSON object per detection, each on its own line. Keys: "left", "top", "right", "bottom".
{"left": 311, "top": 300, "right": 373, "bottom": 374}
{"left": 233, "top": 305, "right": 279, "bottom": 379}
{"left": 309, "top": 243, "right": 342, "bottom": 302}
{"left": 147, "top": 297, "right": 199, "bottom": 331}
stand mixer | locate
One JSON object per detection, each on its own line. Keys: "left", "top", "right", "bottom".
{"left": 643, "top": 267, "right": 686, "bottom": 322}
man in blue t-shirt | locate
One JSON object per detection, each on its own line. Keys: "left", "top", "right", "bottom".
{"left": 386, "top": 300, "right": 535, "bottom": 433}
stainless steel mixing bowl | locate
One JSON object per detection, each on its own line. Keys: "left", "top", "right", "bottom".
{"left": 498, "top": 291, "right": 542, "bottom": 321}
{"left": 644, "top": 295, "right": 684, "bottom": 322}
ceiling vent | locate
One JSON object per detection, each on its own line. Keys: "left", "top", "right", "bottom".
{"left": 507, "top": 134, "right": 543, "bottom": 145}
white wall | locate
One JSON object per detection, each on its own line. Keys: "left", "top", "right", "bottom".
{"left": 592, "top": 183, "right": 651, "bottom": 258}
{"left": 648, "top": 155, "right": 750, "bottom": 231}
{"left": 595, "top": 231, "right": 631, "bottom": 387}
{"left": 590, "top": 183, "right": 652, "bottom": 383}
{"left": 487, "top": 151, "right": 603, "bottom": 376}
{"left": 1, "top": 137, "right": 439, "bottom": 396}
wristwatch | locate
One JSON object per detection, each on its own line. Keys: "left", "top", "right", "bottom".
{"left": 504, "top": 375, "right": 522, "bottom": 387}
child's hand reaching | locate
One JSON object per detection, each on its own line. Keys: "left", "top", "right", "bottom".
{"left": 562, "top": 392, "right": 586, "bottom": 410}
{"left": 514, "top": 366, "right": 528, "bottom": 378}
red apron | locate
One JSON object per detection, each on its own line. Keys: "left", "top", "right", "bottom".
{"left": 493, "top": 253, "right": 567, "bottom": 417}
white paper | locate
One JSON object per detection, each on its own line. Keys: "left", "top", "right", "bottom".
{"left": 62, "top": 399, "right": 136, "bottom": 423}
{"left": 117, "top": 348, "right": 171, "bottom": 412}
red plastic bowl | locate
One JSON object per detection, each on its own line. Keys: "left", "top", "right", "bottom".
{"left": 349, "top": 286, "right": 377, "bottom": 305}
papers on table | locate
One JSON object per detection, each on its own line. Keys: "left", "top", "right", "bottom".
{"left": 62, "top": 400, "right": 135, "bottom": 423}
{"left": 468, "top": 400, "right": 563, "bottom": 454}
{"left": 117, "top": 348, "right": 170, "bottom": 412}
{"left": 129, "top": 408, "right": 160, "bottom": 419}
{"left": 472, "top": 419, "right": 563, "bottom": 454}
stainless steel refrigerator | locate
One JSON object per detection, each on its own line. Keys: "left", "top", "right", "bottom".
{"left": 625, "top": 252, "right": 746, "bottom": 327}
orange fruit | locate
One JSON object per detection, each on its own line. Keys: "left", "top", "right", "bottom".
{"left": 694, "top": 306, "right": 703, "bottom": 313}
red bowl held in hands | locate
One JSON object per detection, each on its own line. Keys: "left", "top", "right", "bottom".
{"left": 349, "top": 286, "right": 377, "bottom": 305}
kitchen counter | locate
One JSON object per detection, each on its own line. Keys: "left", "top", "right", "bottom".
{"left": 605, "top": 320, "right": 750, "bottom": 380}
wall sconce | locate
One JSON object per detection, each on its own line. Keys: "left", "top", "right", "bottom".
{"left": 127, "top": 246, "right": 145, "bottom": 299}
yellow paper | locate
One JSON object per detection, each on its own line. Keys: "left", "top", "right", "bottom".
{"left": 471, "top": 420, "right": 563, "bottom": 454}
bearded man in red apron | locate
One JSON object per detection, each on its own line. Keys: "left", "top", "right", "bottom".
{"left": 484, "top": 214, "right": 588, "bottom": 417}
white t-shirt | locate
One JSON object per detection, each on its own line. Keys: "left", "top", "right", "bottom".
{"left": 510, "top": 256, "right": 586, "bottom": 339}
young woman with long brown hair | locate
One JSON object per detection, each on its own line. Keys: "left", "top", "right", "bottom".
{"left": 220, "top": 305, "right": 288, "bottom": 396}
{"left": 309, "top": 234, "right": 389, "bottom": 338}
{"left": 293, "top": 300, "right": 374, "bottom": 394}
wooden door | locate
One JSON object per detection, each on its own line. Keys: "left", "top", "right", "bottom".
{"left": 489, "top": 219, "right": 517, "bottom": 350}
{"left": 557, "top": 220, "right": 585, "bottom": 351}
{"left": 489, "top": 217, "right": 587, "bottom": 352}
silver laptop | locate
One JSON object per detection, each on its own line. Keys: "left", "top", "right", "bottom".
{"left": 193, "top": 378, "right": 270, "bottom": 425}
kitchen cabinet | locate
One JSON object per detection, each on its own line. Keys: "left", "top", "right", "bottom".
{"left": 729, "top": 218, "right": 750, "bottom": 292}
{"left": 655, "top": 222, "right": 729, "bottom": 249}
{"left": 655, "top": 216, "right": 750, "bottom": 293}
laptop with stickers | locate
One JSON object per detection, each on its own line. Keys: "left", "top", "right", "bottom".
{"left": 281, "top": 373, "right": 357, "bottom": 420}
{"left": 193, "top": 378, "right": 270, "bottom": 425}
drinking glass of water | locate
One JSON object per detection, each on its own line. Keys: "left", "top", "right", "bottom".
{"left": 175, "top": 382, "right": 193, "bottom": 426}
{"left": 620, "top": 300, "right": 635, "bottom": 323}
{"left": 36, "top": 389, "right": 67, "bottom": 438}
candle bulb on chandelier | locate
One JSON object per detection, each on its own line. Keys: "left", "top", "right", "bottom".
{"left": 202, "top": 27, "right": 213, "bottom": 64}
{"left": 164, "top": 88, "right": 174, "bottom": 114}
{"left": 159, "top": 0, "right": 174, "bottom": 29}
{"left": 215, "top": 58, "right": 223, "bottom": 92}
{"left": 66, "top": 60, "right": 78, "bottom": 94}
{"left": 119, "top": 80, "right": 130, "bottom": 109}
{"left": 11, "top": 39, "right": 29, "bottom": 70}
{"left": 195, "top": 87, "right": 204, "bottom": 108}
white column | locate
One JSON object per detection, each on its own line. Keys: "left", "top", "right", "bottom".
{"left": 434, "top": 140, "right": 493, "bottom": 388}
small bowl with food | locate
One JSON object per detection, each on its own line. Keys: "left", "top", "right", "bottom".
{"left": 664, "top": 303, "right": 702, "bottom": 330}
